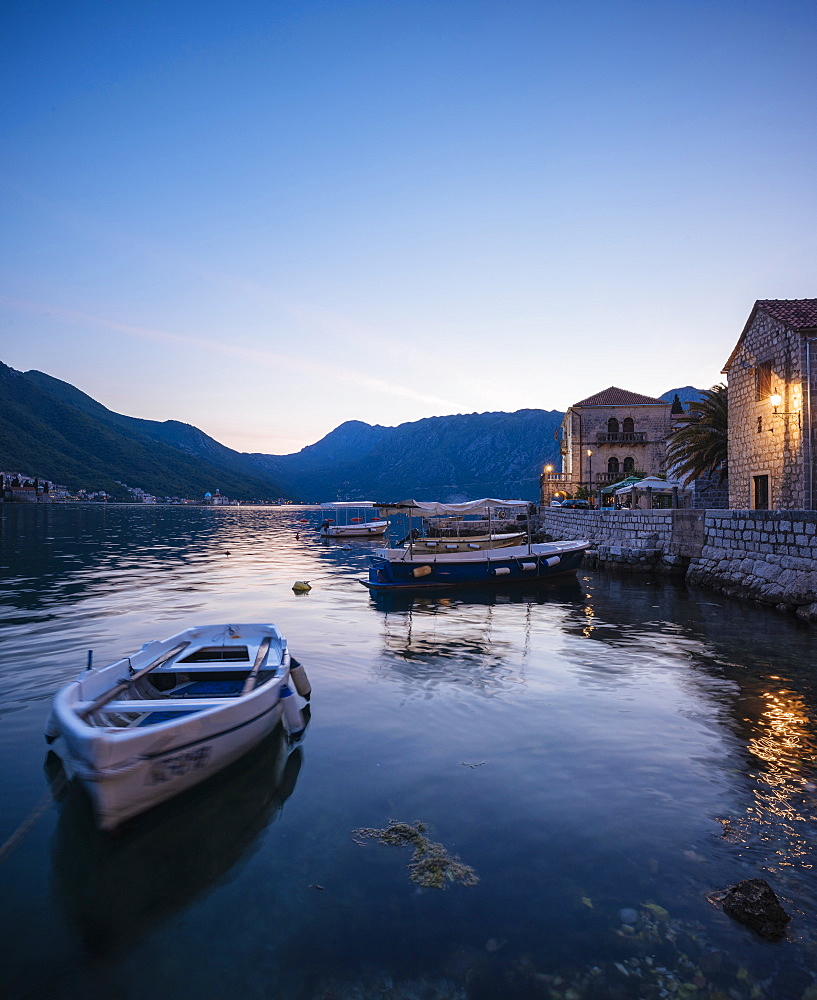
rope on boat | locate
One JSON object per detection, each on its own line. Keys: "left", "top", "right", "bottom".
{"left": 0, "top": 789, "right": 54, "bottom": 866}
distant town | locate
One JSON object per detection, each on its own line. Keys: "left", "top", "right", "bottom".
{"left": 0, "top": 473, "right": 293, "bottom": 506}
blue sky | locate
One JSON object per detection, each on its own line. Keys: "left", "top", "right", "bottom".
{"left": 2, "top": 0, "right": 815, "bottom": 453}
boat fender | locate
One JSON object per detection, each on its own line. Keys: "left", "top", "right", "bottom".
{"left": 468, "top": 543, "right": 480, "bottom": 549}
{"left": 413, "top": 565, "right": 433, "bottom": 578}
{"left": 493, "top": 566, "right": 511, "bottom": 575}
{"left": 289, "top": 657, "right": 312, "bottom": 700}
{"left": 44, "top": 706, "right": 61, "bottom": 744}
{"left": 544, "top": 556, "right": 561, "bottom": 568}
{"left": 521, "top": 562, "right": 537, "bottom": 571}
{"left": 280, "top": 684, "right": 305, "bottom": 736}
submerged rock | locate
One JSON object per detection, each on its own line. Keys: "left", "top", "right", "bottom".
{"left": 352, "top": 820, "right": 478, "bottom": 890}
{"left": 720, "top": 878, "right": 790, "bottom": 940}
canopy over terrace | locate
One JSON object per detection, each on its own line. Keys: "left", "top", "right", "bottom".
{"left": 614, "top": 476, "right": 688, "bottom": 508}
{"left": 375, "top": 498, "right": 529, "bottom": 517}
{"left": 598, "top": 476, "right": 642, "bottom": 496}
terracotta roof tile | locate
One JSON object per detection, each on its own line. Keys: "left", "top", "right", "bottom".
{"left": 756, "top": 299, "right": 817, "bottom": 330}
{"left": 572, "top": 386, "right": 668, "bottom": 407}
{"left": 722, "top": 298, "right": 817, "bottom": 372}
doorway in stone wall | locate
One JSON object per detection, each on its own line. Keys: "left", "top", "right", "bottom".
{"left": 752, "top": 474, "right": 769, "bottom": 510}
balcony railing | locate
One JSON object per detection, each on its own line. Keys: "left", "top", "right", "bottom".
{"left": 593, "top": 472, "right": 634, "bottom": 484}
{"left": 596, "top": 432, "right": 647, "bottom": 444}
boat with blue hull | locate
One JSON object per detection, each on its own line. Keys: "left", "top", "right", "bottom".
{"left": 360, "top": 498, "right": 590, "bottom": 591}
{"left": 363, "top": 540, "right": 589, "bottom": 590}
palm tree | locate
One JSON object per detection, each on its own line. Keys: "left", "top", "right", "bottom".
{"left": 665, "top": 383, "right": 728, "bottom": 483}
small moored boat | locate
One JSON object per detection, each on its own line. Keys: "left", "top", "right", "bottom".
{"left": 45, "top": 623, "right": 311, "bottom": 830}
{"left": 318, "top": 501, "right": 389, "bottom": 537}
{"left": 361, "top": 499, "right": 591, "bottom": 590}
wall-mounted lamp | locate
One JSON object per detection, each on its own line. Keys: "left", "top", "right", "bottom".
{"left": 770, "top": 388, "right": 801, "bottom": 427}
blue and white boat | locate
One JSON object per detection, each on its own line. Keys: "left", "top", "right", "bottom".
{"left": 361, "top": 499, "right": 590, "bottom": 591}
{"left": 318, "top": 501, "right": 389, "bottom": 537}
{"left": 45, "top": 623, "right": 311, "bottom": 830}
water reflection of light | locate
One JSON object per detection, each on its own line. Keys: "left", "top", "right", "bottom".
{"left": 582, "top": 604, "right": 595, "bottom": 637}
{"left": 740, "top": 688, "right": 817, "bottom": 869}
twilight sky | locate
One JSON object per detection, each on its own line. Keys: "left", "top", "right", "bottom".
{"left": 2, "top": 0, "right": 816, "bottom": 454}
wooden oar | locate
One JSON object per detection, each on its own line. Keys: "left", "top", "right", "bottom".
{"left": 241, "top": 637, "right": 273, "bottom": 694}
{"left": 78, "top": 642, "right": 190, "bottom": 721}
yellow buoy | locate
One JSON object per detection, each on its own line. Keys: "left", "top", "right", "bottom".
{"left": 292, "top": 580, "right": 311, "bottom": 592}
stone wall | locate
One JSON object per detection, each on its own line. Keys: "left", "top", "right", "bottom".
{"left": 687, "top": 511, "right": 817, "bottom": 624}
{"left": 538, "top": 508, "right": 702, "bottom": 574}
{"left": 726, "top": 310, "right": 812, "bottom": 510}
{"left": 537, "top": 506, "right": 817, "bottom": 624}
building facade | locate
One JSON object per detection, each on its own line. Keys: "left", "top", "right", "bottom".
{"left": 722, "top": 299, "right": 817, "bottom": 510}
{"left": 541, "top": 387, "right": 673, "bottom": 502}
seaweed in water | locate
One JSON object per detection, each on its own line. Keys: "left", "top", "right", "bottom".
{"left": 352, "top": 820, "right": 479, "bottom": 890}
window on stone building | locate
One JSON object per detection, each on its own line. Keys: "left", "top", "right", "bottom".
{"left": 607, "top": 418, "right": 619, "bottom": 434}
{"left": 623, "top": 457, "right": 635, "bottom": 474}
{"left": 755, "top": 361, "right": 773, "bottom": 401}
{"left": 608, "top": 457, "right": 620, "bottom": 474}
{"left": 622, "top": 417, "right": 634, "bottom": 434}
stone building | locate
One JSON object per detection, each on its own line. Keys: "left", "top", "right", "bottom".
{"left": 722, "top": 299, "right": 817, "bottom": 510}
{"left": 541, "top": 387, "right": 673, "bottom": 502}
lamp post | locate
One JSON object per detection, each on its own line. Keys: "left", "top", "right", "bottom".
{"left": 586, "top": 449, "right": 593, "bottom": 504}
{"left": 543, "top": 463, "right": 554, "bottom": 503}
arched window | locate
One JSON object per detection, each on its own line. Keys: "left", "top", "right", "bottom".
{"left": 608, "top": 457, "right": 620, "bottom": 474}
{"left": 622, "top": 417, "right": 634, "bottom": 435}
{"left": 623, "top": 457, "right": 635, "bottom": 474}
{"left": 607, "top": 417, "right": 619, "bottom": 434}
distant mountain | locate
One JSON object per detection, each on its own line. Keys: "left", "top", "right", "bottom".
{"left": 248, "top": 410, "right": 565, "bottom": 502}
{"left": 660, "top": 385, "right": 709, "bottom": 404}
{"left": 0, "top": 363, "right": 288, "bottom": 500}
{"left": 1, "top": 360, "right": 706, "bottom": 502}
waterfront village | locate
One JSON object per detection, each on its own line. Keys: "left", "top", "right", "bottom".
{"left": 0, "top": 478, "right": 292, "bottom": 506}
{"left": 5, "top": 297, "right": 817, "bottom": 622}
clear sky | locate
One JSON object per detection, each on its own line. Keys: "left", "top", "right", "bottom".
{"left": 2, "top": 0, "right": 815, "bottom": 454}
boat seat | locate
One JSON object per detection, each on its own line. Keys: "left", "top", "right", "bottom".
{"left": 80, "top": 698, "right": 235, "bottom": 715}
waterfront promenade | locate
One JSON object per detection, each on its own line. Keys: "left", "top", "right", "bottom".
{"left": 538, "top": 507, "right": 817, "bottom": 624}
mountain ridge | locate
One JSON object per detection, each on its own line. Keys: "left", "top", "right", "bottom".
{"left": 2, "top": 363, "right": 706, "bottom": 502}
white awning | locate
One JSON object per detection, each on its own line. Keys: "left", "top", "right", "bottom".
{"left": 320, "top": 501, "right": 378, "bottom": 508}
{"left": 378, "top": 498, "right": 528, "bottom": 516}
{"left": 614, "top": 477, "right": 685, "bottom": 495}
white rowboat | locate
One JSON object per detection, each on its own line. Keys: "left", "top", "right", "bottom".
{"left": 45, "top": 623, "right": 310, "bottom": 830}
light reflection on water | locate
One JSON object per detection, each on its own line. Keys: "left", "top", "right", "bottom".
{"left": 2, "top": 505, "right": 817, "bottom": 998}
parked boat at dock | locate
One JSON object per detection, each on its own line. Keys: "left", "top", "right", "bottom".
{"left": 362, "top": 499, "right": 591, "bottom": 590}
{"left": 45, "top": 623, "right": 310, "bottom": 830}
{"left": 318, "top": 501, "right": 389, "bottom": 537}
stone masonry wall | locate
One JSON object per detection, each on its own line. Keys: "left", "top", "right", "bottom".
{"left": 537, "top": 507, "right": 817, "bottom": 624}
{"left": 727, "top": 310, "right": 811, "bottom": 510}
{"left": 538, "top": 508, "right": 701, "bottom": 574}
{"left": 687, "top": 510, "right": 817, "bottom": 624}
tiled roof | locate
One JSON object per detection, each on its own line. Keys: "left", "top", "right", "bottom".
{"left": 756, "top": 299, "right": 817, "bottom": 330}
{"left": 722, "top": 298, "right": 817, "bottom": 372}
{"left": 572, "top": 386, "right": 668, "bottom": 407}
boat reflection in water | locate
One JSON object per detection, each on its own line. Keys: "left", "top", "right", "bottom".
{"left": 369, "top": 579, "right": 586, "bottom": 692}
{"left": 369, "top": 577, "right": 586, "bottom": 616}
{"left": 47, "top": 721, "right": 303, "bottom": 954}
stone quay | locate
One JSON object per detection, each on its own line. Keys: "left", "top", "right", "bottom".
{"left": 537, "top": 507, "right": 817, "bottom": 625}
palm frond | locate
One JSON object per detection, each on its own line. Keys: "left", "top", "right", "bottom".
{"left": 665, "top": 384, "right": 728, "bottom": 484}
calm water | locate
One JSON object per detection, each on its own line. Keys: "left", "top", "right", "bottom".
{"left": 2, "top": 505, "right": 817, "bottom": 1000}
